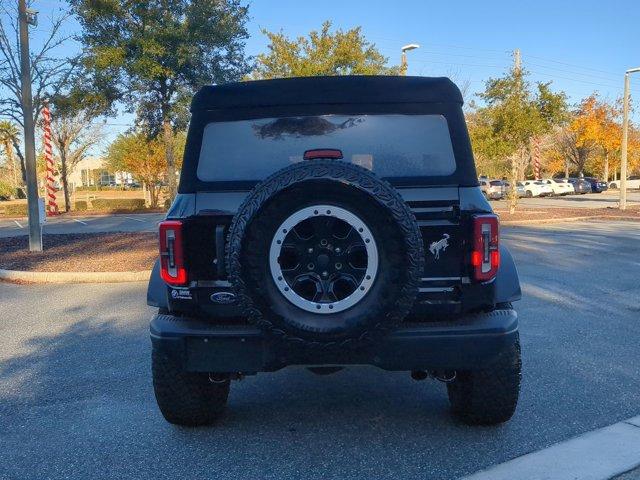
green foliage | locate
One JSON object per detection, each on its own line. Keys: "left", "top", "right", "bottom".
{"left": 469, "top": 67, "right": 568, "bottom": 177}
{"left": 90, "top": 198, "right": 146, "bottom": 211}
{"left": 70, "top": 0, "right": 251, "bottom": 134}
{"left": 250, "top": 21, "right": 400, "bottom": 79}
{"left": 0, "top": 179, "right": 14, "bottom": 198}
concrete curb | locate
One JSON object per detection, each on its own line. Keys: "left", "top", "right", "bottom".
{"left": 501, "top": 215, "right": 640, "bottom": 226}
{"left": 462, "top": 415, "right": 640, "bottom": 480}
{"left": 0, "top": 268, "right": 151, "bottom": 284}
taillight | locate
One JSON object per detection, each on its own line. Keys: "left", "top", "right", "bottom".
{"left": 159, "top": 220, "right": 187, "bottom": 286}
{"left": 471, "top": 214, "right": 500, "bottom": 281}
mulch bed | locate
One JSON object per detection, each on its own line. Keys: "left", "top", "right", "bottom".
{"left": 0, "top": 233, "right": 157, "bottom": 272}
{"left": 496, "top": 206, "right": 640, "bottom": 222}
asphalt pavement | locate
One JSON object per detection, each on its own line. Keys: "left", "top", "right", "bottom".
{"left": 1, "top": 191, "right": 639, "bottom": 238}
{"left": 1, "top": 220, "right": 640, "bottom": 479}
{"left": 0, "top": 212, "right": 165, "bottom": 238}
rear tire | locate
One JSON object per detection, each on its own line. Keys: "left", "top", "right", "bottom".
{"left": 525, "top": 190, "right": 533, "bottom": 198}
{"left": 152, "top": 347, "right": 230, "bottom": 426}
{"left": 447, "top": 312, "right": 521, "bottom": 425}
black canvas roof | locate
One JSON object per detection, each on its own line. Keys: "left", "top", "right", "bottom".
{"left": 191, "top": 76, "right": 463, "bottom": 111}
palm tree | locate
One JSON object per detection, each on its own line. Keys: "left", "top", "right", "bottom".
{"left": 0, "top": 120, "right": 22, "bottom": 186}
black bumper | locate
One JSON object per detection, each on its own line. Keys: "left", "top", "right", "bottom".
{"left": 150, "top": 309, "right": 518, "bottom": 373}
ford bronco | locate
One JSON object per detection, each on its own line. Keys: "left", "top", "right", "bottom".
{"left": 147, "top": 76, "right": 522, "bottom": 427}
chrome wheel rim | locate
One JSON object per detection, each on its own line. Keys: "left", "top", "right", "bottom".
{"left": 269, "top": 205, "right": 378, "bottom": 314}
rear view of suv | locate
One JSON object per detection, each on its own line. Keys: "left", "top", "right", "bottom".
{"left": 480, "top": 179, "right": 506, "bottom": 200}
{"left": 147, "top": 76, "right": 522, "bottom": 427}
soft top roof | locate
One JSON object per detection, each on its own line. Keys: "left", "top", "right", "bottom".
{"left": 191, "top": 76, "right": 463, "bottom": 111}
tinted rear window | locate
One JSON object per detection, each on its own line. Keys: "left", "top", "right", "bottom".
{"left": 197, "top": 114, "right": 456, "bottom": 181}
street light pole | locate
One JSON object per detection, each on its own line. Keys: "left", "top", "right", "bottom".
{"left": 620, "top": 67, "right": 640, "bottom": 211}
{"left": 18, "top": 0, "right": 42, "bottom": 250}
{"left": 401, "top": 44, "right": 420, "bottom": 75}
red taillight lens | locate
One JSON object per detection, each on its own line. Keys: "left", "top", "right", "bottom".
{"left": 471, "top": 214, "right": 500, "bottom": 281}
{"left": 159, "top": 220, "right": 187, "bottom": 286}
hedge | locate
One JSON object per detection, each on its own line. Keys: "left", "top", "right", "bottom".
{"left": 74, "top": 200, "right": 88, "bottom": 211}
{"left": 0, "top": 203, "right": 28, "bottom": 216}
{"left": 90, "top": 198, "right": 146, "bottom": 211}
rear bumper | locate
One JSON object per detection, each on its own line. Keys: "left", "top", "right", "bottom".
{"left": 150, "top": 309, "right": 519, "bottom": 373}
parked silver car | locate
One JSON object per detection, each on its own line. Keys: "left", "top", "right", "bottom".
{"left": 479, "top": 179, "right": 506, "bottom": 200}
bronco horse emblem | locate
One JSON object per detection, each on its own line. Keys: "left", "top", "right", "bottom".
{"left": 429, "top": 234, "right": 450, "bottom": 260}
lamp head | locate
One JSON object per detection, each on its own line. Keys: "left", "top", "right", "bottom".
{"left": 401, "top": 44, "right": 420, "bottom": 53}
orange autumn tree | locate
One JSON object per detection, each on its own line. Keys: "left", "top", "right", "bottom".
{"left": 106, "top": 131, "right": 185, "bottom": 208}
{"left": 573, "top": 95, "right": 622, "bottom": 179}
{"left": 544, "top": 94, "right": 623, "bottom": 178}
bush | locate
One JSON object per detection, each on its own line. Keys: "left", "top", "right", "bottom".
{"left": 0, "top": 180, "right": 14, "bottom": 199}
{"left": 0, "top": 203, "right": 28, "bottom": 216}
{"left": 74, "top": 200, "right": 88, "bottom": 211}
{"left": 90, "top": 198, "right": 146, "bottom": 211}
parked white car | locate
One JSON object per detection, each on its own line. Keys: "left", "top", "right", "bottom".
{"left": 542, "top": 178, "right": 574, "bottom": 196}
{"left": 609, "top": 176, "right": 640, "bottom": 190}
{"left": 521, "top": 180, "right": 553, "bottom": 197}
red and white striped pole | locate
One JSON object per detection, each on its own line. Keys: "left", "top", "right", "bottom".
{"left": 42, "top": 101, "right": 59, "bottom": 216}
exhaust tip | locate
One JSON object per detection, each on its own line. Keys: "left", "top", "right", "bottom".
{"left": 411, "top": 370, "right": 429, "bottom": 381}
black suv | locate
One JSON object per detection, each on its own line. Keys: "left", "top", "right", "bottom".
{"left": 147, "top": 76, "right": 522, "bottom": 427}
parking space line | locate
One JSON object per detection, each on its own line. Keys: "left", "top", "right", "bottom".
{"left": 72, "top": 219, "right": 88, "bottom": 225}
{"left": 125, "top": 216, "right": 147, "bottom": 223}
{"left": 462, "top": 415, "right": 640, "bottom": 480}
{"left": 13, "top": 220, "right": 24, "bottom": 228}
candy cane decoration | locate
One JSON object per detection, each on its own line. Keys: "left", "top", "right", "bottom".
{"left": 42, "top": 102, "right": 59, "bottom": 215}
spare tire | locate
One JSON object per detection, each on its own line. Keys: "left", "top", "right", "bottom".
{"left": 226, "top": 160, "right": 424, "bottom": 348}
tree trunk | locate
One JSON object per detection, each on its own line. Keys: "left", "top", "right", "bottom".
{"left": 509, "top": 155, "right": 518, "bottom": 215}
{"left": 162, "top": 119, "right": 177, "bottom": 201}
{"left": 60, "top": 151, "right": 71, "bottom": 212}
{"left": 564, "top": 161, "right": 569, "bottom": 179}
{"left": 603, "top": 152, "right": 609, "bottom": 182}
{"left": 12, "top": 137, "right": 26, "bottom": 183}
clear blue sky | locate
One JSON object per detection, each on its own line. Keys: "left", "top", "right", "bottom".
{"left": 27, "top": 0, "right": 640, "bottom": 146}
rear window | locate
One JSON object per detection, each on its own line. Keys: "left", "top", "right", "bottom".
{"left": 197, "top": 114, "right": 456, "bottom": 182}
{"left": 490, "top": 180, "right": 503, "bottom": 186}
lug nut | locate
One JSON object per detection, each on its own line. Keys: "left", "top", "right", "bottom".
{"left": 308, "top": 247, "right": 314, "bottom": 254}
{"left": 307, "top": 263, "right": 315, "bottom": 270}
{"left": 320, "top": 239, "right": 328, "bottom": 246}
{"left": 322, "top": 271, "right": 328, "bottom": 277}
{"left": 335, "top": 247, "right": 342, "bottom": 254}
{"left": 335, "top": 263, "right": 342, "bottom": 270}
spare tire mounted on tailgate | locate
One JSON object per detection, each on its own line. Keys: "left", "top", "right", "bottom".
{"left": 226, "top": 160, "right": 424, "bottom": 348}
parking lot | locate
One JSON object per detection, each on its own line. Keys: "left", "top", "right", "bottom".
{"left": 0, "top": 212, "right": 165, "bottom": 238}
{"left": 1, "top": 220, "right": 639, "bottom": 479}
{"left": 1, "top": 191, "right": 639, "bottom": 239}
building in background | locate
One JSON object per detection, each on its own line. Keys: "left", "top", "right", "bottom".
{"left": 68, "top": 157, "right": 133, "bottom": 188}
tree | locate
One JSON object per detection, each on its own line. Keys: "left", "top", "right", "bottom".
{"left": 48, "top": 111, "right": 104, "bottom": 211}
{"left": 0, "top": 4, "right": 78, "bottom": 165}
{"left": 469, "top": 66, "right": 567, "bottom": 212}
{"left": 106, "top": 131, "right": 185, "bottom": 208}
{"left": 250, "top": 21, "right": 401, "bottom": 79}
{"left": 0, "top": 120, "right": 21, "bottom": 186}
{"left": 70, "top": 0, "right": 251, "bottom": 201}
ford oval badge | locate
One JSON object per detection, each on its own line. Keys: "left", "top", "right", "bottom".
{"left": 210, "top": 292, "right": 236, "bottom": 305}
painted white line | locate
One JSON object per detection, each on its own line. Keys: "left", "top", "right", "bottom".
{"left": 462, "top": 416, "right": 640, "bottom": 480}
{"left": 72, "top": 219, "right": 88, "bottom": 225}
{"left": 124, "top": 216, "right": 147, "bottom": 223}
{"left": 13, "top": 220, "right": 23, "bottom": 228}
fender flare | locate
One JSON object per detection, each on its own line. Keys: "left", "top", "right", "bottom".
{"left": 495, "top": 245, "right": 521, "bottom": 303}
{"left": 147, "top": 259, "right": 168, "bottom": 309}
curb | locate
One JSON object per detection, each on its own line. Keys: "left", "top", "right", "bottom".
{"left": 0, "top": 268, "right": 151, "bottom": 284}
{"left": 462, "top": 414, "right": 640, "bottom": 480}
{"left": 501, "top": 215, "right": 640, "bottom": 226}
